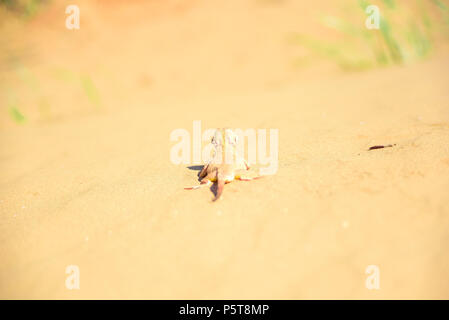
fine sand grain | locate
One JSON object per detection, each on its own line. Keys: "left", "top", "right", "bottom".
{"left": 1, "top": 0, "right": 448, "bottom": 299}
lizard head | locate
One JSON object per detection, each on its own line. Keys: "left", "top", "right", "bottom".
{"left": 211, "top": 128, "right": 238, "bottom": 148}
{"left": 210, "top": 128, "right": 239, "bottom": 164}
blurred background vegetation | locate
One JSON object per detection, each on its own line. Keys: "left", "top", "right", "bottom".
{"left": 289, "top": 0, "right": 449, "bottom": 71}
{"left": 0, "top": 0, "right": 48, "bottom": 18}
{"left": 1, "top": 0, "right": 448, "bottom": 126}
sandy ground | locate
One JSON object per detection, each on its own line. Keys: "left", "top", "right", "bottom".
{"left": 1, "top": 0, "right": 449, "bottom": 299}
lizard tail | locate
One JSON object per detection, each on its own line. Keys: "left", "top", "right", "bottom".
{"left": 214, "top": 174, "right": 225, "bottom": 201}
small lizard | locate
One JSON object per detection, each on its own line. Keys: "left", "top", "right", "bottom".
{"left": 184, "top": 128, "right": 260, "bottom": 201}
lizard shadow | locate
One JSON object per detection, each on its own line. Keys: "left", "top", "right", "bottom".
{"left": 209, "top": 182, "right": 219, "bottom": 198}
{"left": 186, "top": 165, "right": 218, "bottom": 197}
{"left": 187, "top": 165, "right": 204, "bottom": 179}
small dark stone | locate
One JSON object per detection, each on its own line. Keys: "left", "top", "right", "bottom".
{"left": 368, "top": 144, "right": 395, "bottom": 151}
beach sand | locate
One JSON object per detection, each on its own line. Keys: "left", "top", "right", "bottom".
{"left": 1, "top": 0, "right": 448, "bottom": 299}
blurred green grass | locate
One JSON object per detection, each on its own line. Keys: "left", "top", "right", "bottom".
{"left": 0, "top": 0, "right": 47, "bottom": 18}
{"left": 81, "top": 75, "right": 101, "bottom": 108}
{"left": 9, "top": 103, "right": 26, "bottom": 124}
{"left": 4, "top": 64, "right": 102, "bottom": 124}
{"left": 290, "top": 0, "right": 449, "bottom": 71}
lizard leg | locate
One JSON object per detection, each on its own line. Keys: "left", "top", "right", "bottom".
{"left": 198, "top": 163, "right": 209, "bottom": 179}
{"left": 184, "top": 178, "right": 212, "bottom": 190}
{"left": 244, "top": 159, "right": 250, "bottom": 170}
{"left": 236, "top": 173, "right": 263, "bottom": 181}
